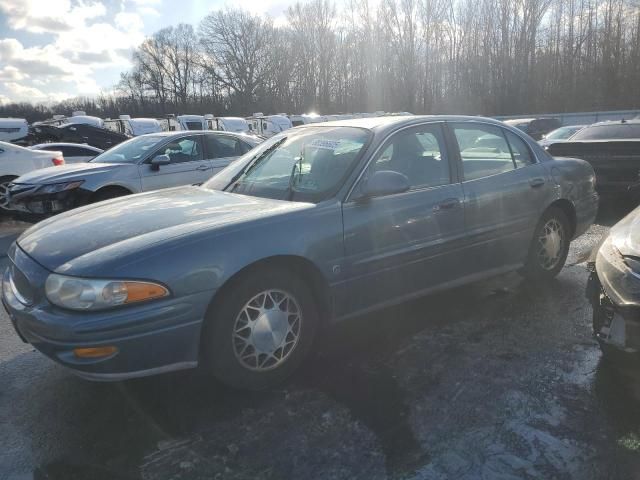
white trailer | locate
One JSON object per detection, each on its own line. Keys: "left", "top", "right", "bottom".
{"left": 206, "top": 116, "right": 250, "bottom": 133}
{"left": 0, "top": 118, "right": 29, "bottom": 142}
{"left": 247, "top": 114, "right": 292, "bottom": 137}
{"left": 104, "top": 115, "right": 163, "bottom": 136}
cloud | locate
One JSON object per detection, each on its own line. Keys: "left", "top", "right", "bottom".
{"left": 0, "top": 66, "right": 27, "bottom": 81}
{"left": 3, "top": 82, "right": 72, "bottom": 103}
{"left": 0, "top": 0, "right": 107, "bottom": 34}
{"left": 115, "top": 12, "right": 144, "bottom": 31}
{"left": 0, "top": 2, "right": 147, "bottom": 103}
{"left": 137, "top": 6, "right": 161, "bottom": 17}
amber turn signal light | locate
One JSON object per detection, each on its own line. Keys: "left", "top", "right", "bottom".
{"left": 123, "top": 282, "right": 168, "bottom": 303}
{"left": 73, "top": 346, "right": 118, "bottom": 358}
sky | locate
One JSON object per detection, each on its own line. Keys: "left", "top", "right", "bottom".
{"left": 0, "top": 0, "right": 295, "bottom": 105}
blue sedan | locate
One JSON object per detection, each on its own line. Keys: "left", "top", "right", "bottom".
{"left": 2, "top": 116, "right": 598, "bottom": 389}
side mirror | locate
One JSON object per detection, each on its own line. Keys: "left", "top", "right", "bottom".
{"left": 360, "top": 170, "right": 410, "bottom": 199}
{"left": 151, "top": 154, "right": 170, "bottom": 170}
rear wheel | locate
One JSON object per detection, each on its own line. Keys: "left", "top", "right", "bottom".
{"left": 0, "top": 175, "right": 18, "bottom": 212}
{"left": 522, "top": 207, "right": 570, "bottom": 281}
{"left": 202, "top": 268, "right": 318, "bottom": 390}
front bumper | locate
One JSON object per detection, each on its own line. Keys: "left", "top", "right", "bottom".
{"left": 588, "top": 240, "right": 640, "bottom": 366}
{"left": 7, "top": 184, "right": 92, "bottom": 217}
{"left": 1, "top": 245, "right": 213, "bottom": 381}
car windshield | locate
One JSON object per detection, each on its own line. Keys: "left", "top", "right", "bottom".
{"left": 570, "top": 123, "right": 640, "bottom": 140}
{"left": 204, "top": 126, "right": 370, "bottom": 202}
{"left": 546, "top": 126, "right": 582, "bottom": 140}
{"left": 90, "top": 135, "right": 164, "bottom": 163}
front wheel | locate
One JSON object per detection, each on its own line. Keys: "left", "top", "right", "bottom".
{"left": 202, "top": 268, "right": 318, "bottom": 390}
{"left": 0, "top": 175, "right": 17, "bottom": 212}
{"left": 522, "top": 207, "right": 570, "bottom": 281}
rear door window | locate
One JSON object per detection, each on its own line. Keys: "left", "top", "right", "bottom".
{"left": 452, "top": 123, "right": 515, "bottom": 181}
{"left": 571, "top": 124, "right": 640, "bottom": 140}
{"left": 204, "top": 135, "right": 245, "bottom": 158}
{"left": 504, "top": 131, "right": 534, "bottom": 167}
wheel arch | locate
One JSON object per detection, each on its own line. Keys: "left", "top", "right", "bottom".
{"left": 202, "top": 254, "right": 333, "bottom": 331}
{"left": 546, "top": 198, "right": 577, "bottom": 238}
{"left": 89, "top": 184, "right": 133, "bottom": 202}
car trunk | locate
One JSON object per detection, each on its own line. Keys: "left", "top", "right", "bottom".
{"left": 548, "top": 141, "right": 640, "bottom": 191}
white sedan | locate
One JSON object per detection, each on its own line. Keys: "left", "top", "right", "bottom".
{"left": 0, "top": 141, "right": 65, "bottom": 210}
{"left": 30, "top": 143, "right": 103, "bottom": 163}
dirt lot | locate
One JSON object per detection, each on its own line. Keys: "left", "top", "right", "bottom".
{"left": 1, "top": 204, "right": 640, "bottom": 480}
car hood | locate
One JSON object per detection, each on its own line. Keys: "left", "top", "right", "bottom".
{"left": 17, "top": 186, "right": 313, "bottom": 272}
{"left": 13, "top": 162, "right": 124, "bottom": 184}
{"left": 610, "top": 205, "right": 640, "bottom": 257}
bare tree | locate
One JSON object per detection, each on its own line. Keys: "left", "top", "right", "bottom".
{"left": 199, "top": 9, "right": 275, "bottom": 114}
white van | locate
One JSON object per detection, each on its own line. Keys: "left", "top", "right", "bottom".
{"left": 0, "top": 118, "right": 29, "bottom": 142}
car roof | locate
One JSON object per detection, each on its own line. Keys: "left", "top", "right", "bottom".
{"left": 299, "top": 115, "right": 509, "bottom": 132}
{"left": 135, "top": 130, "right": 259, "bottom": 143}
{"left": 31, "top": 142, "right": 103, "bottom": 151}
{"left": 503, "top": 117, "right": 559, "bottom": 125}
{"left": 588, "top": 119, "right": 640, "bottom": 126}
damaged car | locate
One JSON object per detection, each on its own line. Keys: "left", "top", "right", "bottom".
{"left": 7, "top": 131, "right": 260, "bottom": 218}
{"left": 29, "top": 123, "right": 130, "bottom": 150}
{"left": 1, "top": 116, "right": 598, "bottom": 389}
{"left": 588, "top": 207, "right": 640, "bottom": 369}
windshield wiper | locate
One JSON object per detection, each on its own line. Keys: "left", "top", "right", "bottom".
{"left": 225, "top": 138, "right": 287, "bottom": 192}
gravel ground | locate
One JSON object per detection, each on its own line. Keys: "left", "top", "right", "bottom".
{"left": 1, "top": 205, "right": 640, "bottom": 480}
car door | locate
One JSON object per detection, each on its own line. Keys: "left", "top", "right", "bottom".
{"left": 340, "top": 122, "right": 466, "bottom": 316}
{"left": 139, "top": 135, "right": 212, "bottom": 191}
{"left": 203, "top": 134, "right": 248, "bottom": 176}
{"left": 448, "top": 121, "right": 551, "bottom": 273}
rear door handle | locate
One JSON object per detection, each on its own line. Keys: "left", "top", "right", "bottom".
{"left": 529, "top": 178, "right": 545, "bottom": 188}
{"left": 433, "top": 198, "right": 460, "bottom": 212}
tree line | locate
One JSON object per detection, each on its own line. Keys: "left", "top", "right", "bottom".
{"left": 3, "top": 0, "right": 640, "bottom": 123}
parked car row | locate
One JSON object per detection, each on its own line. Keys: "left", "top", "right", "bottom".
{"left": 1, "top": 115, "right": 601, "bottom": 390}
{"left": 5, "top": 131, "right": 260, "bottom": 217}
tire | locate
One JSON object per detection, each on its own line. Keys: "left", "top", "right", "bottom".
{"left": 91, "top": 188, "right": 129, "bottom": 203}
{"left": 522, "top": 207, "right": 570, "bottom": 281}
{"left": 202, "top": 268, "right": 318, "bottom": 390}
{"left": 0, "top": 175, "right": 18, "bottom": 212}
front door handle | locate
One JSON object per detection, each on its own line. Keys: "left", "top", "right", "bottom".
{"left": 433, "top": 198, "right": 460, "bottom": 212}
{"left": 196, "top": 165, "right": 211, "bottom": 171}
{"left": 529, "top": 178, "right": 545, "bottom": 188}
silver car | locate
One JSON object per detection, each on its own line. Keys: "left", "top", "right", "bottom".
{"left": 8, "top": 131, "right": 261, "bottom": 217}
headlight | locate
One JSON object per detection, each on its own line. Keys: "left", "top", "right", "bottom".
{"left": 45, "top": 273, "right": 169, "bottom": 311}
{"left": 38, "top": 181, "right": 84, "bottom": 195}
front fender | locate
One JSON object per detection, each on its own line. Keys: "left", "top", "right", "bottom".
{"left": 56, "top": 201, "right": 345, "bottom": 299}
